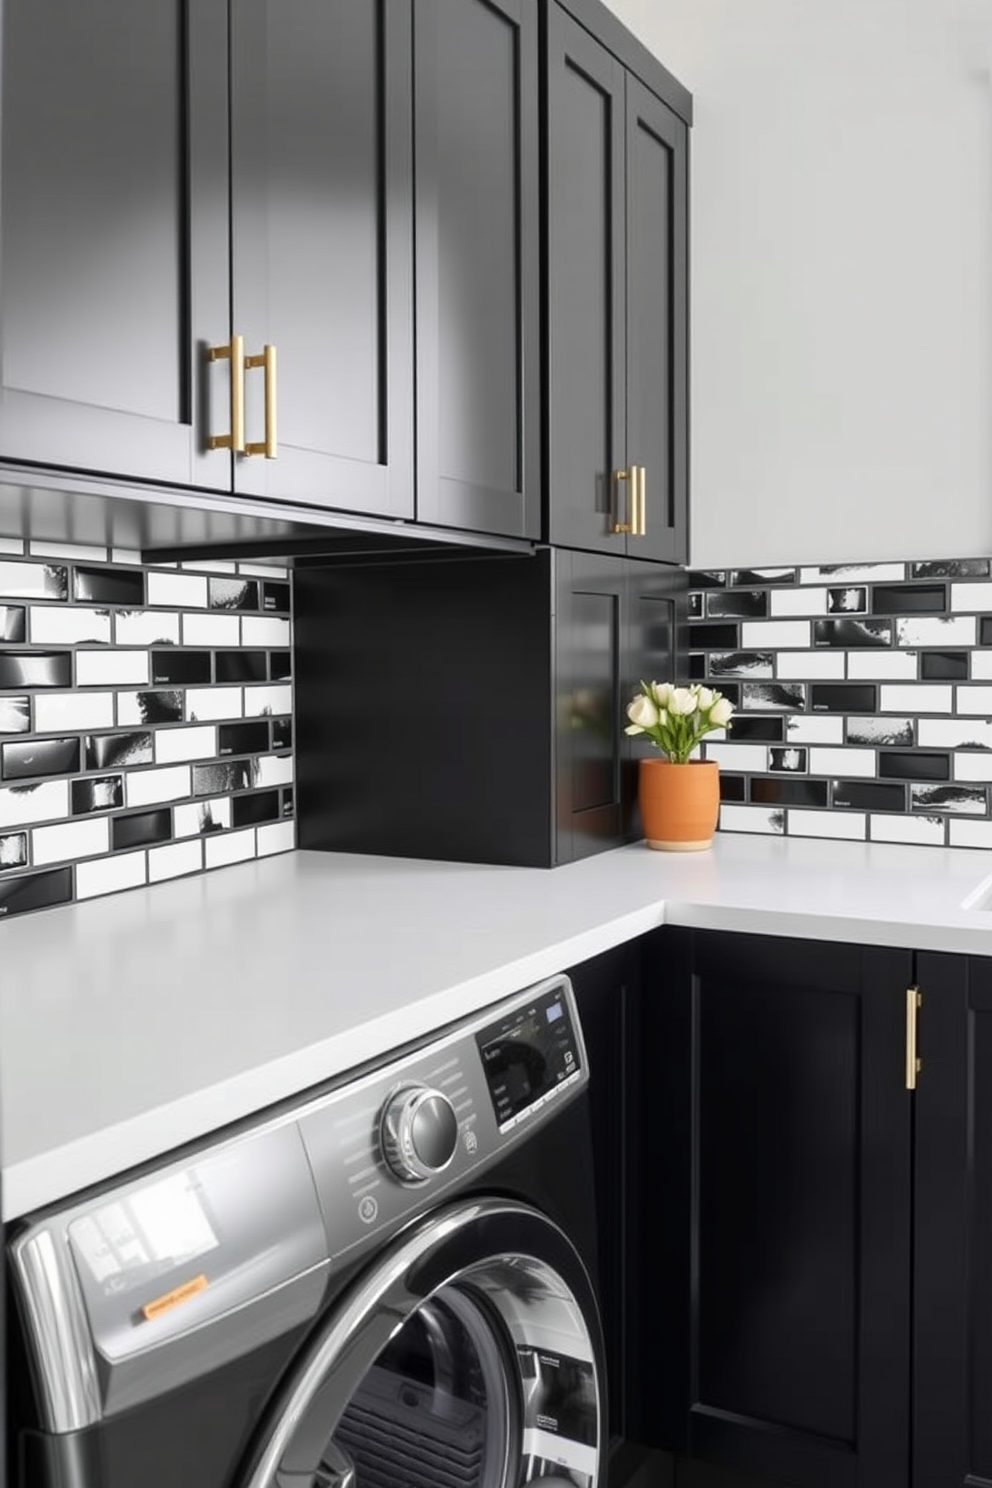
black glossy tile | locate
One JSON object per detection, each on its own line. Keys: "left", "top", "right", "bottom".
{"left": 271, "top": 718, "right": 292, "bottom": 751}
{"left": 688, "top": 653, "right": 706, "bottom": 680}
{"left": 1, "top": 605, "right": 26, "bottom": 642}
{"left": 262, "top": 581, "right": 291, "bottom": 613}
{"left": 878, "top": 751, "right": 950, "bottom": 781}
{"left": 689, "top": 622, "right": 738, "bottom": 650}
{"left": 2, "top": 736, "right": 79, "bottom": 780}
{"left": 84, "top": 732, "right": 154, "bottom": 770}
{"left": 218, "top": 721, "right": 269, "bottom": 757}
{"left": 912, "top": 559, "right": 988, "bottom": 578}
{"left": 750, "top": 778, "right": 829, "bottom": 807}
{"left": 814, "top": 619, "right": 892, "bottom": 648}
{"left": 832, "top": 780, "right": 906, "bottom": 811}
{"left": 687, "top": 592, "right": 703, "bottom": 619}
{"left": 281, "top": 786, "right": 294, "bottom": 817}
{"left": 73, "top": 566, "right": 145, "bottom": 605}
{"left": 687, "top": 570, "right": 726, "bottom": 589}
{"left": 727, "top": 715, "right": 784, "bottom": 743}
{"left": 769, "top": 746, "right": 806, "bottom": 772}
{"left": 719, "top": 774, "right": 746, "bottom": 802}
{"left": 0, "top": 651, "right": 72, "bottom": 688}
{"left": 232, "top": 789, "right": 280, "bottom": 827}
{"left": 151, "top": 649, "right": 212, "bottom": 686}
{"left": 706, "top": 590, "right": 768, "bottom": 619}
{"left": 0, "top": 866, "right": 72, "bottom": 918}
{"left": 870, "top": 583, "right": 946, "bottom": 615}
{"left": 112, "top": 809, "right": 172, "bottom": 851}
{"left": 269, "top": 650, "right": 292, "bottom": 681}
{"left": 193, "top": 759, "right": 254, "bottom": 796}
{"left": 981, "top": 617, "right": 992, "bottom": 647}
{"left": 209, "top": 577, "right": 260, "bottom": 611}
{"left": 216, "top": 650, "right": 267, "bottom": 683}
{"left": 71, "top": 776, "right": 124, "bottom": 814}
{"left": 920, "top": 651, "right": 969, "bottom": 680}
{"left": 810, "top": 684, "right": 877, "bottom": 713}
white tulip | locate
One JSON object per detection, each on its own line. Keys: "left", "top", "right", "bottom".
{"left": 651, "top": 681, "right": 674, "bottom": 708}
{"left": 624, "top": 723, "right": 645, "bottom": 736}
{"left": 710, "top": 697, "right": 734, "bottom": 726}
{"left": 695, "top": 686, "right": 715, "bottom": 710}
{"left": 670, "top": 687, "right": 697, "bottom": 716}
{"left": 627, "top": 693, "right": 659, "bottom": 728}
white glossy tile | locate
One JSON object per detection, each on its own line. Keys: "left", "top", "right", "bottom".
{"left": 717, "top": 804, "right": 784, "bottom": 835}
{"left": 0, "top": 780, "right": 70, "bottom": 828}
{"left": 869, "top": 814, "right": 945, "bottom": 846}
{"left": 114, "top": 610, "right": 181, "bottom": 646}
{"left": 34, "top": 692, "right": 114, "bottom": 733}
{"left": 75, "top": 650, "right": 150, "bottom": 687}
{"left": 0, "top": 538, "right": 24, "bottom": 555}
{"left": 243, "top": 684, "right": 293, "bottom": 718}
{"left": 740, "top": 619, "right": 811, "bottom": 649}
{"left": 918, "top": 718, "right": 992, "bottom": 750}
{"left": 241, "top": 616, "right": 291, "bottom": 647}
{"left": 257, "top": 820, "right": 296, "bottom": 856}
{"left": 956, "top": 686, "right": 992, "bottom": 715}
{"left": 32, "top": 817, "right": 110, "bottom": 866}
{"left": 0, "top": 561, "right": 68, "bottom": 600}
{"left": 787, "top": 809, "right": 866, "bottom": 840}
{"left": 146, "top": 572, "right": 209, "bottom": 608}
{"left": 76, "top": 852, "right": 147, "bottom": 900}
{"left": 953, "top": 754, "right": 992, "bottom": 783}
{"left": 809, "top": 747, "right": 876, "bottom": 777}
{"left": 29, "top": 540, "right": 108, "bottom": 562}
{"left": 182, "top": 612, "right": 240, "bottom": 646}
{"left": 970, "top": 652, "right": 992, "bottom": 680}
{"left": 180, "top": 559, "right": 237, "bottom": 574}
{"left": 949, "top": 819, "right": 992, "bottom": 849}
{"left": 950, "top": 581, "right": 992, "bottom": 612}
{"left": 799, "top": 563, "right": 905, "bottom": 584}
{"left": 847, "top": 650, "right": 919, "bottom": 680}
{"left": 185, "top": 687, "right": 243, "bottom": 723}
{"left": 205, "top": 827, "right": 256, "bottom": 868}
{"left": 238, "top": 563, "right": 289, "bottom": 579}
{"left": 703, "top": 743, "right": 769, "bottom": 772}
{"left": 775, "top": 651, "right": 845, "bottom": 679}
{"left": 110, "top": 549, "right": 143, "bottom": 566}
{"left": 29, "top": 607, "right": 111, "bottom": 646}
{"left": 785, "top": 715, "right": 844, "bottom": 744}
{"left": 253, "top": 754, "right": 295, "bottom": 788}
{"left": 148, "top": 839, "right": 204, "bottom": 883}
{"left": 767, "top": 587, "right": 828, "bottom": 617}
{"left": 896, "top": 616, "right": 975, "bottom": 647}
{"left": 125, "top": 765, "right": 192, "bottom": 808}
{"left": 154, "top": 725, "right": 218, "bottom": 765}
{"left": 879, "top": 684, "right": 953, "bottom": 713}
{"left": 174, "top": 797, "right": 232, "bottom": 838}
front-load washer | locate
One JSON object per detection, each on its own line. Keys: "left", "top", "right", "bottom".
{"left": 6, "top": 973, "right": 606, "bottom": 1488}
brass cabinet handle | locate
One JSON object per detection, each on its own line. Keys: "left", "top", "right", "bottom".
{"left": 245, "top": 344, "right": 278, "bottom": 458}
{"left": 633, "top": 465, "right": 647, "bottom": 536}
{"left": 906, "top": 986, "right": 922, "bottom": 1090}
{"left": 207, "top": 334, "right": 246, "bottom": 453}
{"left": 612, "top": 465, "right": 637, "bottom": 534}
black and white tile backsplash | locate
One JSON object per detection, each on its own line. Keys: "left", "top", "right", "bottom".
{"left": 689, "top": 558, "right": 992, "bottom": 849}
{"left": 0, "top": 539, "right": 294, "bottom": 919}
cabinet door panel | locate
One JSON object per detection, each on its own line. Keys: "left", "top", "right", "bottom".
{"left": 0, "top": 0, "right": 230, "bottom": 488}
{"left": 415, "top": 0, "right": 539, "bottom": 539}
{"left": 626, "top": 77, "right": 688, "bottom": 564}
{"left": 547, "top": 6, "right": 625, "bottom": 556}
{"left": 914, "top": 952, "right": 992, "bottom": 1488}
{"left": 231, "top": 0, "right": 414, "bottom": 516}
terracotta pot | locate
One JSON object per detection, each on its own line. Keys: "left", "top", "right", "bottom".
{"left": 637, "top": 758, "right": 720, "bottom": 852}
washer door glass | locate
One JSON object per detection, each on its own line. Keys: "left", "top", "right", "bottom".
{"left": 239, "top": 1199, "right": 604, "bottom": 1488}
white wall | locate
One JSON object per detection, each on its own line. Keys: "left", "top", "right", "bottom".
{"left": 604, "top": 0, "right": 992, "bottom": 568}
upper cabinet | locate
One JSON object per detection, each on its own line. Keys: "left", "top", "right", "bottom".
{"left": 546, "top": 3, "right": 689, "bottom": 565}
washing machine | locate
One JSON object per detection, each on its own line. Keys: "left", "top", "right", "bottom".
{"left": 6, "top": 972, "right": 607, "bottom": 1488}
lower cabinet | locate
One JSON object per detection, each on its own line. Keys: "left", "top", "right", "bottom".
{"left": 293, "top": 548, "right": 684, "bottom": 867}
{"left": 639, "top": 928, "right": 992, "bottom": 1488}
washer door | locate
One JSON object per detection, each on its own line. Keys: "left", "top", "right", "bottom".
{"left": 238, "top": 1198, "right": 606, "bottom": 1488}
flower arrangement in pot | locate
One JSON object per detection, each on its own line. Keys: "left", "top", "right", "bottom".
{"left": 624, "top": 682, "right": 734, "bottom": 851}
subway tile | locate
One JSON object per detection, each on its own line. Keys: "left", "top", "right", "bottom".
{"left": 0, "top": 831, "right": 27, "bottom": 868}
{"left": 174, "top": 796, "right": 233, "bottom": 837}
{"left": 811, "top": 683, "right": 878, "bottom": 713}
{"left": 896, "top": 616, "right": 975, "bottom": 648}
{"left": 0, "top": 651, "right": 72, "bottom": 689}
{"left": 809, "top": 747, "right": 876, "bottom": 777}
{"left": 182, "top": 612, "right": 240, "bottom": 647}
{"left": 73, "top": 567, "right": 145, "bottom": 605}
{"left": 271, "top": 718, "right": 292, "bottom": 751}
{"left": 154, "top": 725, "right": 218, "bottom": 765}
{"left": 262, "top": 581, "right": 291, "bottom": 613}
{"left": 35, "top": 691, "right": 114, "bottom": 732}
{"left": 768, "top": 587, "right": 828, "bottom": 616}
{"left": 704, "top": 743, "right": 769, "bottom": 773}
{"left": 252, "top": 754, "right": 294, "bottom": 788}
{"left": 847, "top": 716, "right": 913, "bottom": 746}
{"left": 244, "top": 684, "right": 293, "bottom": 718}
{"left": 85, "top": 732, "right": 153, "bottom": 770}
{"left": 241, "top": 616, "right": 291, "bottom": 647}
{"left": 878, "top": 751, "right": 950, "bottom": 781}
{"left": 917, "top": 718, "right": 992, "bottom": 750}
{"left": 910, "top": 783, "right": 986, "bottom": 814}
{"left": 232, "top": 789, "right": 280, "bottom": 827}
{"left": 281, "top": 787, "right": 294, "bottom": 817}
{"left": 949, "top": 819, "right": 992, "bottom": 849}
{"left": 110, "top": 549, "right": 143, "bottom": 566}
{"left": 147, "top": 572, "right": 208, "bottom": 608}
{"left": 690, "top": 622, "right": 738, "bottom": 650}
{"left": 688, "top": 570, "right": 726, "bottom": 589}
{"left": 847, "top": 650, "right": 919, "bottom": 680}
{"left": 775, "top": 651, "right": 845, "bottom": 679}
{"left": 30, "top": 541, "right": 107, "bottom": 563}
{"left": 124, "top": 765, "right": 192, "bottom": 808}
{"left": 871, "top": 583, "right": 946, "bottom": 614}
{"left": 826, "top": 585, "right": 868, "bottom": 614}
{"left": 688, "top": 653, "right": 706, "bottom": 680}
{"left": 0, "top": 698, "right": 30, "bottom": 734}
{"left": 953, "top": 754, "right": 992, "bottom": 783}
{"left": 786, "top": 808, "right": 866, "bottom": 840}
{"left": 2, "top": 737, "right": 79, "bottom": 781}
{"left": 870, "top": 814, "right": 945, "bottom": 846}
{"left": 879, "top": 684, "right": 952, "bottom": 714}
{"left": 688, "top": 593, "right": 702, "bottom": 619}
{"left": 185, "top": 686, "right": 243, "bottom": 723}
{"left": 706, "top": 590, "right": 768, "bottom": 619}
{"left": 75, "top": 650, "right": 150, "bottom": 687}
{"left": 117, "top": 690, "right": 183, "bottom": 726}
{"left": 950, "top": 581, "right": 992, "bottom": 612}
{"left": 209, "top": 576, "right": 259, "bottom": 611}
{"left": 813, "top": 618, "right": 891, "bottom": 648}
{"left": 919, "top": 651, "right": 969, "bottom": 681}
{"left": 0, "top": 562, "right": 68, "bottom": 599}
{"left": 192, "top": 759, "right": 254, "bottom": 796}
{"left": 148, "top": 839, "right": 203, "bottom": 882}
{"left": 0, "top": 538, "right": 24, "bottom": 555}
{"left": 269, "top": 651, "right": 292, "bottom": 682}
{"left": 726, "top": 715, "right": 784, "bottom": 743}
{"left": 740, "top": 620, "right": 811, "bottom": 649}
{"left": 742, "top": 682, "right": 806, "bottom": 711}
{"left": 719, "top": 775, "right": 746, "bottom": 802}
{"left": 955, "top": 686, "right": 992, "bottom": 715}
{"left": 112, "top": 809, "right": 172, "bottom": 851}
{"left": 914, "top": 559, "right": 988, "bottom": 579}
{"left": 215, "top": 650, "right": 267, "bottom": 683}
{"left": 114, "top": 609, "right": 181, "bottom": 646}
{"left": 799, "top": 563, "right": 905, "bottom": 584}
{"left": 238, "top": 563, "right": 289, "bottom": 579}
{"left": 181, "top": 559, "right": 237, "bottom": 574}
{"left": 0, "top": 866, "right": 73, "bottom": 918}
{"left": 150, "top": 649, "right": 212, "bottom": 686}
{"left": 833, "top": 780, "right": 906, "bottom": 812}
{"left": 718, "top": 803, "right": 785, "bottom": 834}
{"left": 218, "top": 720, "right": 269, "bottom": 756}
{"left": 71, "top": 776, "right": 124, "bottom": 815}
{"left": 76, "top": 852, "right": 147, "bottom": 901}
{"left": 786, "top": 715, "right": 844, "bottom": 744}
{"left": 1, "top": 605, "right": 26, "bottom": 641}
{"left": 708, "top": 651, "right": 774, "bottom": 679}
{"left": 257, "top": 819, "right": 296, "bottom": 856}
{"left": 751, "top": 778, "right": 829, "bottom": 808}
{"left": 32, "top": 816, "right": 109, "bottom": 865}
{"left": 968, "top": 653, "right": 992, "bottom": 681}
{"left": 204, "top": 827, "right": 256, "bottom": 868}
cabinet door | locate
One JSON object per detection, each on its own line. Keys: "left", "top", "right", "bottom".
{"left": 230, "top": 0, "right": 414, "bottom": 517}
{"left": 913, "top": 952, "right": 992, "bottom": 1488}
{"left": 625, "top": 78, "right": 689, "bottom": 565}
{"left": 0, "top": 0, "right": 230, "bottom": 490}
{"left": 414, "top": 0, "right": 540, "bottom": 539}
{"left": 546, "top": 5, "right": 626, "bottom": 556}
{"left": 647, "top": 930, "right": 913, "bottom": 1488}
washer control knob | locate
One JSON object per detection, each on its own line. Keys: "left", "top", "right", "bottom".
{"left": 380, "top": 1085, "right": 459, "bottom": 1184}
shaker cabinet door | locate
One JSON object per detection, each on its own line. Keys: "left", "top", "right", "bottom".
{"left": 230, "top": 0, "right": 414, "bottom": 518}
{"left": 0, "top": 0, "right": 231, "bottom": 490}
{"left": 414, "top": 0, "right": 540, "bottom": 540}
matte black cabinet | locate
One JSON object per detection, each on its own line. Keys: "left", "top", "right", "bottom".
{"left": 546, "top": 3, "right": 689, "bottom": 565}
{"left": 294, "top": 549, "right": 685, "bottom": 867}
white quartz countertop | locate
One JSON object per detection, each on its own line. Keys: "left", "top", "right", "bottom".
{"left": 3, "top": 835, "right": 992, "bottom": 1221}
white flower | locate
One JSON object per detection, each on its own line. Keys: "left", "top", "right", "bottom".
{"left": 710, "top": 697, "right": 734, "bottom": 726}
{"left": 695, "top": 686, "right": 715, "bottom": 710}
{"left": 670, "top": 687, "right": 697, "bottom": 716}
{"left": 627, "top": 693, "right": 659, "bottom": 729}
{"left": 651, "top": 681, "right": 674, "bottom": 708}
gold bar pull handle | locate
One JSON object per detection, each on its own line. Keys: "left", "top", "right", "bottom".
{"left": 612, "top": 465, "right": 637, "bottom": 534}
{"left": 633, "top": 465, "right": 647, "bottom": 536}
{"left": 906, "top": 986, "right": 922, "bottom": 1090}
{"left": 245, "top": 344, "right": 278, "bottom": 458}
{"left": 207, "top": 334, "right": 245, "bottom": 452}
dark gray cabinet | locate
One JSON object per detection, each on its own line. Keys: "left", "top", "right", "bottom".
{"left": 547, "top": 2, "right": 689, "bottom": 565}
{"left": 293, "top": 549, "right": 685, "bottom": 867}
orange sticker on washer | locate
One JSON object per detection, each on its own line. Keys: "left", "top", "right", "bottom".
{"left": 140, "top": 1273, "right": 208, "bottom": 1321}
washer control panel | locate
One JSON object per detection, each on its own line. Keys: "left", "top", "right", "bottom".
{"left": 297, "top": 974, "right": 587, "bottom": 1259}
